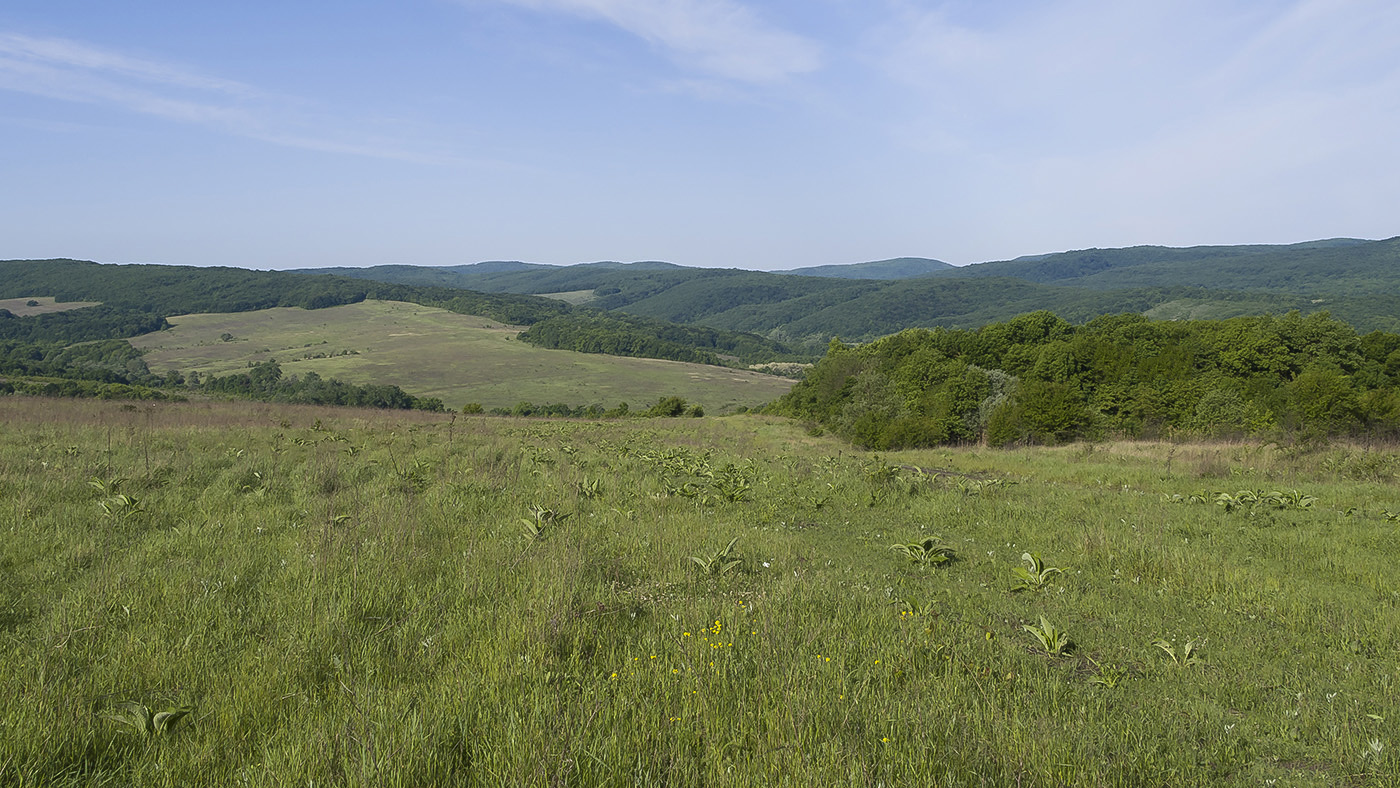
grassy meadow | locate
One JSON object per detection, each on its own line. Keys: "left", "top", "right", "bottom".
{"left": 0, "top": 297, "right": 102, "bottom": 317}
{"left": 2, "top": 397, "right": 1399, "bottom": 786}
{"left": 128, "top": 300, "right": 793, "bottom": 412}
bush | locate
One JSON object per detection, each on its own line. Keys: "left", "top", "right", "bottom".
{"left": 648, "top": 396, "right": 688, "bottom": 417}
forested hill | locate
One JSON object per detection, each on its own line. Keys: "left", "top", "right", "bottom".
{"left": 920, "top": 237, "right": 1396, "bottom": 293}
{"left": 0, "top": 259, "right": 801, "bottom": 367}
{"left": 292, "top": 260, "right": 690, "bottom": 294}
{"left": 289, "top": 237, "right": 1400, "bottom": 343}
{"left": 0, "top": 259, "right": 571, "bottom": 326}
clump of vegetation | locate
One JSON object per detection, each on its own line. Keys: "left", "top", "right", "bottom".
{"left": 1214, "top": 488, "right": 1319, "bottom": 513}
{"left": 889, "top": 537, "right": 955, "bottom": 567}
{"left": 1023, "top": 616, "right": 1073, "bottom": 657}
{"left": 689, "top": 537, "right": 743, "bottom": 576}
{"left": 1086, "top": 657, "right": 1128, "bottom": 688}
{"left": 519, "top": 504, "right": 568, "bottom": 541}
{"left": 1154, "top": 639, "right": 1204, "bottom": 668}
{"left": 103, "top": 702, "right": 195, "bottom": 739}
{"left": 1010, "top": 552, "right": 1062, "bottom": 592}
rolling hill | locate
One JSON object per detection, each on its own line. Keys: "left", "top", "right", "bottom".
{"left": 129, "top": 300, "right": 793, "bottom": 412}
{"left": 0, "top": 258, "right": 801, "bottom": 366}
{"left": 293, "top": 236, "right": 1400, "bottom": 341}
{"left": 918, "top": 237, "right": 1393, "bottom": 293}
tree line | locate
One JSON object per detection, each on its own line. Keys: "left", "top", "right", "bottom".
{"left": 0, "top": 343, "right": 445, "bottom": 412}
{"left": 773, "top": 310, "right": 1400, "bottom": 448}
{"left": 516, "top": 311, "right": 802, "bottom": 367}
{"left": 474, "top": 396, "right": 704, "bottom": 419}
{"left": 193, "top": 361, "right": 445, "bottom": 411}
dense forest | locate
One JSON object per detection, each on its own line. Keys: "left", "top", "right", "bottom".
{"left": 773, "top": 310, "right": 1400, "bottom": 449}
{"left": 516, "top": 311, "right": 802, "bottom": 367}
{"left": 0, "top": 338, "right": 156, "bottom": 383}
{"left": 0, "top": 305, "right": 169, "bottom": 343}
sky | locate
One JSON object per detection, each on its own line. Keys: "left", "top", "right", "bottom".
{"left": 2, "top": 0, "right": 1398, "bottom": 271}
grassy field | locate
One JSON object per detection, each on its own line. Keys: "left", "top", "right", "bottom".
{"left": 2, "top": 396, "right": 1398, "bottom": 786}
{"left": 0, "top": 296, "right": 102, "bottom": 317}
{"left": 128, "top": 300, "right": 792, "bottom": 412}
{"left": 538, "top": 290, "right": 601, "bottom": 305}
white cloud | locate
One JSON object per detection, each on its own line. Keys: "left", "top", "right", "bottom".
{"left": 0, "top": 32, "right": 460, "bottom": 164}
{"left": 490, "top": 0, "right": 821, "bottom": 82}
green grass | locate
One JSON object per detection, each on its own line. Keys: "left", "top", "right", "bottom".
{"left": 128, "top": 300, "right": 793, "bottom": 412}
{"left": 2, "top": 397, "right": 1399, "bottom": 786}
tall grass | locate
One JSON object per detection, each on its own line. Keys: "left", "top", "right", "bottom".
{"left": 1, "top": 397, "right": 1397, "bottom": 786}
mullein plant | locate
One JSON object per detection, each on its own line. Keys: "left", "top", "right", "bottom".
{"left": 1011, "top": 552, "right": 1063, "bottom": 592}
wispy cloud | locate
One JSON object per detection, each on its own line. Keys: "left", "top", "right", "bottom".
{"left": 0, "top": 32, "right": 460, "bottom": 164}
{"left": 489, "top": 0, "right": 821, "bottom": 83}
{"left": 843, "top": 0, "right": 1400, "bottom": 257}
{"left": 875, "top": 0, "right": 1400, "bottom": 146}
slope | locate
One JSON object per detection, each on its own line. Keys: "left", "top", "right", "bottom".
{"left": 129, "top": 300, "right": 793, "bottom": 412}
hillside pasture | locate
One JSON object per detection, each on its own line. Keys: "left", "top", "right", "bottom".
{"left": 1, "top": 397, "right": 1397, "bottom": 786}
{"left": 0, "top": 296, "right": 102, "bottom": 316}
{"left": 128, "top": 300, "right": 792, "bottom": 412}
{"left": 537, "top": 289, "right": 602, "bottom": 305}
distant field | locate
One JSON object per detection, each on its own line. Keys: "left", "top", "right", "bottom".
{"left": 0, "top": 296, "right": 101, "bottom": 316}
{"left": 537, "top": 289, "right": 600, "bottom": 305}
{"left": 1142, "top": 298, "right": 1287, "bottom": 322}
{"left": 129, "top": 300, "right": 792, "bottom": 411}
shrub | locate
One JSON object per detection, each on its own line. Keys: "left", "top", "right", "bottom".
{"left": 648, "top": 396, "right": 688, "bottom": 417}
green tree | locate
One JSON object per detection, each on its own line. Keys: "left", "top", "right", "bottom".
{"left": 1285, "top": 364, "right": 1360, "bottom": 438}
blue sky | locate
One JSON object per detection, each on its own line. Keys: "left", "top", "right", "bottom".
{"left": 2, "top": 0, "right": 1398, "bottom": 271}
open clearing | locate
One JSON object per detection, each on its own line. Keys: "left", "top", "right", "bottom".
{"left": 537, "top": 289, "right": 601, "bottom": 305}
{"left": 128, "top": 300, "right": 792, "bottom": 411}
{"left": 2, "top": 397, "right": 1398, "bottom": 786}
{"left": 0, "top": 296, "right": 101, "bottom": 316}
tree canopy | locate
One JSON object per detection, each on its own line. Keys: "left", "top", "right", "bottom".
{"left": 773, "top": 310, "right": 1400, "bottom": 448}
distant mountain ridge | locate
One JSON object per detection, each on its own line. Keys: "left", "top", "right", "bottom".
{"left": 923, "top": 238, "right": 1386, "bottom": 292}
{"left": 775, "top": 257, "right": 955, "bottom": 279}
{"left": 289, "top": 236, "right": 1400, "bottom": 344}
